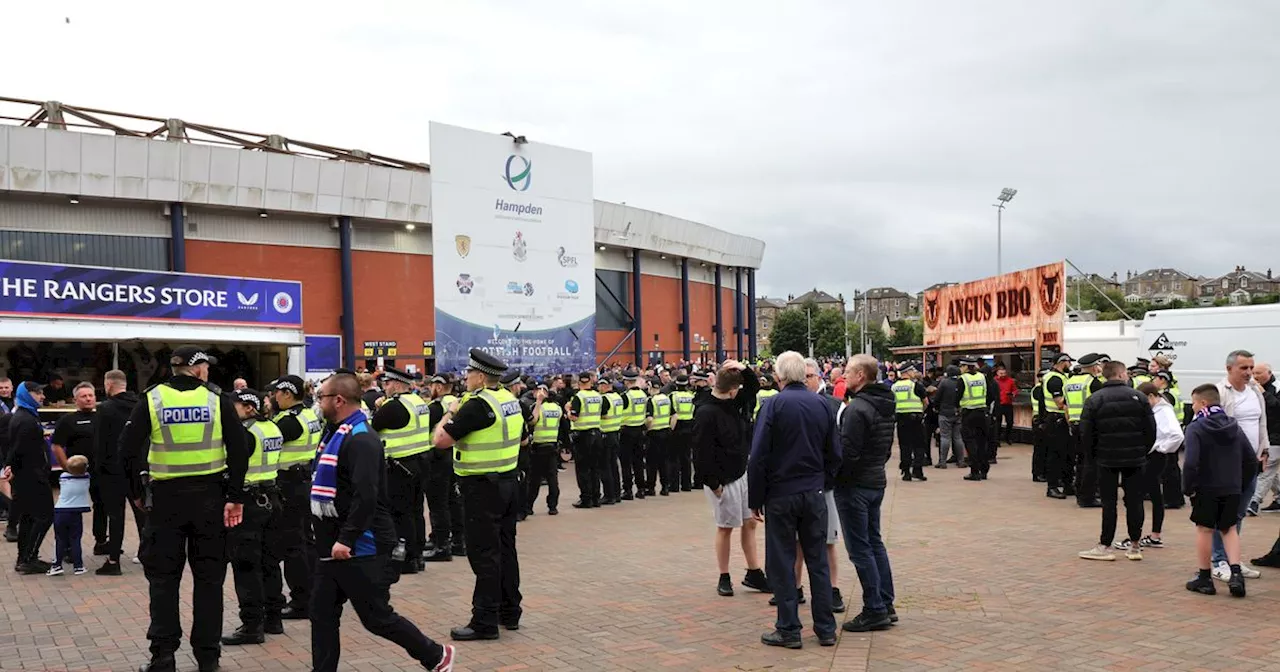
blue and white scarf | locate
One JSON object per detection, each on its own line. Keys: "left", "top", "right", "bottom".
{"left": 1193, "top": 404, "right": 1225, "bottom": 423}
{"left": 310, "top": 409, "right": 369, "bottom": 518}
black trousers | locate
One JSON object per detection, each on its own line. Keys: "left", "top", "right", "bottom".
{"left": 309, "top": 554, "right": 443, "bottom": 672}
{"left": 142, "top": 480, "right": 227, "bottom": 661}
{"left": 923, "top": 413, "right": 939, "bottom": 465}
{"left": 1098, "top": 465, "right": 1145, "bottom": 546}
{"left": 387, "top": 453, "right": 427, "bottom": 562}
{"left": 275, "top": 474, "right": 314, "bottom": 610}
{"left": 12, "top": 478, "right": 53, "bottom": 566}
{"left": 89, "top": 476, "right": 107, "bottom": 546}
{"left": 516, "top": 446, "right": 532, "bottom": 514}
{"left": 459, "top": 475, "right": 522, "bottom": 632}
{"left": 228, "top": 491, "right": 284, "bottom": 628}
{"left": 960, "top": 409, "right": 990, "bottom": 476}
{"left": 572, "top": 430, "right": 602, "bottom": 505}
{"left": 646, "top": 431, "right": 671, "bottom": 492}
{"left": 619, "top": 426, "right": 646, "bottom": 495}
{"left": 1043, "top": 415, "right": 1071, "bottom": 489}
{"left": 1143, "top": 452, "right": 1167, "bottom": 534}
{"left": 600, "top": 431, "right": 621, "bottom": 501}
{"left": 527, "top": 444, "right": 561, "bottom": 512}
{"left": 1072, "top": 425, "right": 1099, "bottom": 503}
{"left": 94, "top": 473, "right": 140, "bottom": 562}
{"left": 425, "top": 449, "right": 465, "bottom": 548}
{"left": 896, "top": 413, "right": 926, "bottom": 472}
{"left": 1031, "top": 419, "right": 1046, "bottom": 479}
{"left": 1162, "top": 449, "right": 1185, "bottom": 508}
{"left": 995, "top": 403, "right": 1015, "bottom": 443}
{"left": 669, "top": 424, "right": 694, "bottom": 490}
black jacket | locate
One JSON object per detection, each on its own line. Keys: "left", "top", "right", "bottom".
{"left": 1184, "top": 412, "right": 1258, "bottom": 497}
{"left": 935, "top": 377, "right": 962, "bottom": 417}
{"left": 836, "top": 383, "right": 896, "bottom": 489}
{"left": 1080, "top": 380, "right": 1156, "bottom": 469}
{"left": 312, "top": 429, "right": 398, "bottom": 557}
{"left": 1262, "top": 377, "right": 1280, "bottom": 448}
{"left": 5, "top": 407, "right": 50, "bottom": 486}
{"left": 692, "top": 373, "right": 759, "bottom": 490}
{"left": 93, "top": 391, "right": 139, "bottom": 477}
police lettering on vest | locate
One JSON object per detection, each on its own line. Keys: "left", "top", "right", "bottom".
{"left": 960, "top": 373, "right": 986, "bottom": 410}
{"left": 274, "top": 405, "right": 321, "bottom": 470}
{"left": 571, "top": 390, "right": 603, "bottom": 431}
{"left": 245, "top": 419, "right": 284, "bottom": 484}
{"left": 601, "top": 392, "right": 624, "bottom": 433}
{"left": 454, "top": 388, "right": 523, "bottom": 476}
{"left": 161, "top": 406, "right": 212, "bottom": 424}
{"left": 892, "top": 380, "right": 923, "bottom": 414}
{"left": 534, "top": 401, "right": 562, "bottom": 444}
{"left": 147, "top": 385, "right": 226, "bottom": 481}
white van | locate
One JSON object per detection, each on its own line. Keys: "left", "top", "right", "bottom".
{"left": 1138, "top": 304, "right": 1280, "bottom": 392}
{"left": 1063, "top": 320, "right": 1142, "bottom": 367}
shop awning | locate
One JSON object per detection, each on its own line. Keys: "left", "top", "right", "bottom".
{"left": 890, "top": 339, "right": 1036, "bottom": 355}
{"left": 0, "top": 316, "right": 305, "bottom": 346}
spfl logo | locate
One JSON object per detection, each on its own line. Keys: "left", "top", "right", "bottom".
{"left": 272, "top": 292, "right": 294, "bottom": 314}
{"left": 512, "top": 231, "right": 528, "bottom": 262}
{"left": 556, "top": 246, "right": 579, "bottom": 268}
{"left": 504, "top": 155, "right": 532, "bottom": 191}
{"left": 236, "top": 291, "right": 259, "bottom": 311}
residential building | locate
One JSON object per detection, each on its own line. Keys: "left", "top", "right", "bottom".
{"left": 755, "top": 296, "right": 788, "bottom": 353}
{"left": 786, "top": 288, "right": 844, "bottom": 309}
{"left": 852, "top": 286, "right": 912, "bottom": 324}
{"left": 1122, "top": 268, "right": 1200, "bottom": 301}
{"left": 1199, "top": 266, "right": 1280, "bottom": 304}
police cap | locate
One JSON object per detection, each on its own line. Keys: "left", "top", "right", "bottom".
{"left": 1055, "top": 353, "right": 1074, "bottom": 364}
{"left": 234, "top": 388, "right": 262, "bottom": 410}
{"left": 171, "top": 345, "right": 217, "bottom": 367}
{"left": 383, "top": 366, "right": 417, "bottom": 386}
{"left": 272, "top": 375, "right": 306, "bottom": 397}
{"left": 500, "top": 369, "right": 522, "bottom": 386}
{"left": 622, "top": 369, "right": 639, "bottom": 381}
{"left": 1077, "top": 353, "right": 1103, "bottom": 367}
{"left": 467, "top": 349, "right": 508, "bottom": 376}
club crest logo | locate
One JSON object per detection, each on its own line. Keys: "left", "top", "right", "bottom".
{"left": 1039, "top": 267, "right": 1063, "bottom": 317}
{"left": 455, "top": 235, "right": 471, "bottom": 259}
{"left": 512, "top": 231, "right": 528, "bottom": 262}
{"left": 923, "top": 293, "right": 941, "bottom": 330}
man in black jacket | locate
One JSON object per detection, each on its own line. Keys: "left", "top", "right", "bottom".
{"left": 4, "top": 381, "right": 52, "bottom": 574}
{"left": 692, "top": 361, "right": 766, "bottom": 598}
{"left": 92, "top": 370, "right": 142, "bottom": 575}
{"left": 832, "top": 355, "right": 898, "bottom": 632}
{"left": 1248, "top": 364, "right": 1280, "bottom": 514}
{"left": 934, "top": 366, "right": 965, "bottom": 468}
{"left": 1078, "top": 361, "right": 1157, "bottom": 561}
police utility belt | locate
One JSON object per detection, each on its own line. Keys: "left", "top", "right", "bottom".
{"left": 243, "top": 481, "right": 279, "bottom": 509}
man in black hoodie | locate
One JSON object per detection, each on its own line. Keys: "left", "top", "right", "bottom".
{"left": 832, "top": 355, "right": 898, "bottom": 633}
{"left": 92, "top": 369, "right": 142, "bottom": 575}
{"left": 693, "top": 361, "right": 765, "bottom": 598}
{"left": 4, "top": 381, "right": 52, "bottom": 574}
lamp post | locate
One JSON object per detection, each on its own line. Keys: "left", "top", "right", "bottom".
{"left": 993, "top": 187, "right": 1017, "bottom": 275}
{"left": 806, "top": 307, "right": 814, "bottom": 358}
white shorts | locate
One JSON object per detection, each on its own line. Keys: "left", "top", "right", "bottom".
{"left": 705, "top": 476, "right": 751, "bottom": 528}
{"left": 825, "top": 489, "right": 839, "bottom": 545}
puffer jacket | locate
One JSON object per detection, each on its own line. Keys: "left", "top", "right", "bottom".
{"left": 1080, "top": 380, "right": 1156, "bottom": 469}
{"left": 1261, "top": 376, "right": 1280, "bottom": 448}
{"left": 835, "top": 383, "right": 896, "bottom": 489}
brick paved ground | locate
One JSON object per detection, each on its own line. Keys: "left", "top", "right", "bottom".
{"left": 4, "top": 444, "right": 1280, "bottom": 671}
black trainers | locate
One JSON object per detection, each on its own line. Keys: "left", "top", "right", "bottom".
{"left": 760, "top": 630, "right": 802, "bottom": 649}
{"left": 93, "top": 543, "right": 110, "bottom": 556}
{"left": 832, "top": 587, "right": 846, "bottom": 614}
{"left": 1046, "top": 488, "right": 1066, "bottom": 499}
{"left": 1247, "top": 501, "right": 1260, "bottom": 517}
{"left": 1252, "top": 553, "right": 1280, "bottom": 567}
{"left": 264, "top": 616, "right": 284, "bottom": 635}
{"left": 741, "top": 568, "right": 770, "bottom": 593}
{"left": 717, "top": 574, "right": 734, "bottom": 597}
{"left": 818, "top": 632, "right": 837, "bottom": 647}
{"left": 769, "top": 586, "right": 805, "bottom": 606}
{"left": 842, "top": 610, "right": 892, "bottom": 632}
{"left": 1262, "top": 501, "right": 1280, "bottom": 513}
{"left": 220, "top": 625, "right": 265, "bottom": 645}
{"left": 95, "top": 561, "right": 123, "bottom": 576}
{"left": 1229, "top": 571, "right": 1246, "bottom": 598}
{"left": 1186, "top": 574, "right": 1216, "bottom": 596}
{"left": 887, "top": 605, "right": 899, "bottom": 623}
{"left": 963, "top": 473, "right": 982, "bottom": 481}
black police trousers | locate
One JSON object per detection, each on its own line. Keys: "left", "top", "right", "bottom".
{"left": 276, "top": 472, "right": 314, "bottom": 610}
{"left": 1043, "top": 415, "right": 1072, "bottom": 490}
{"left": 459, "top": 474, "right": 523, "bottom": 633}
{"left": 960, "top": 409, "right": 990, "bottom": 476}
{"left": 387, "top": 453, "right": 427, "bottom": 563}
{"left": 516, "top": 444, "right": 532, "bottom": 515}
{"left": 310, "top": 554, "right": 444, "bottom": 672}
{"left": 141, "top": 479, "right": 228, "bottom": 662}
{"left": 669, "top": 425, "right": 694, "bottom": 490}
{"left": 646, "top": 430, "right": 672, "bottom": 493}
{"left": 619, "top": 426, "right": 646, "bottom": 496}
{"left": 1072, "top": 424, "right": 1099, "bottom": 503}
{"left": 896, "top": 413, "right": 927, "bottom": 472}
{"left": 600, "top": 430, "right": 621, "bottom": 502}
{"left": 424, "top": 449, "right": 465, "bottom": 550}
{"left": 527, "top": 443, "right": 561, "bottom": 512}
{"left": 572, "top": 429, "right": 602, "bottom": 505}
{"left": 228, "top": 489, "right": 284, "bottom": 628}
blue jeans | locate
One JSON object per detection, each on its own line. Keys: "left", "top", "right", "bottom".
{"left": 764, "top": 490, "right": 836, "bottom": 639}
{"left": 1212, "top": 474, "right": 1258, "bottom": 565}
{"left": 53, "top": 510, "right": 84, "bottom": 568}
{"left": 833, "top": 486, "right": 895, "bottom": 613}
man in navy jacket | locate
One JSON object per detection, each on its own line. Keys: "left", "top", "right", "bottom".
{"left": 748, "top": 352, "right": 841, "bottom": 649}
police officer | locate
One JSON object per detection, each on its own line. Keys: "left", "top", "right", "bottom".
{"left": 431, "top": 349, "right": 524, "bottom": 641}
{"left": 527, "top": 383, "right": 563, "bottom": 514}
{"left": 618, "top": 371, "right": 648, "bottom": 500}
{"left": 1130, "top": 358, "right": 1153, "bottom": 388}
{"left": 753, "top": 376, "right": 778, "bottom": 423}
{"left": 1030, "top": 368, "right": 1048, "bottom": 483}
{"left": 500, "top": 370, "right": 535, "bottom": 520}
{"left": 370, "top": 366, "right": 433, "bottom": 574}
{"left": 646, "top": 382, "right": 675, "bottom": 496}
{"left": 1065, "top": 353, "right": 1107, "bottom": 507}
{"left": 892, "top": 363, "right": 929, "bottom": 481}
{"left": 1042, "top": 353, "right": 1074, "bottom": 499}
{"left": 958, "top": 357, "right": 990, "bottom": 481}
{"left": 568, "top": 372, "right": 606, "bottom": 509}
{"left": 268, "top": 375, "right": 320, "bottom": 620}
{"left": 670, "top": 375, "right": 696, "bottom": 492}
{"left": 222, "top": 388, "right": 285, "bottom": 646}
{"left": 597, "top": 377, "right": 624, "bottom": 505}
{"left": 423, "top": 375, "right": 465, "bottom": 562}
{"left": 121, "top": 346, "right": 249, "bottom": 672}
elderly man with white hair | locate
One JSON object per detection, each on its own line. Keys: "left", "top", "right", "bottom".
{"left": 1208, "top": 350, "right": 1268, "bottom": 581}
{"left": 747, "top": 351, "right": 840, "bottom": 649}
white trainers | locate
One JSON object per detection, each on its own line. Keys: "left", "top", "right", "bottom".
{"left": 46, "top": 564, "right": 64, "bottom": 576}
{"left": 1126, "top": 548, "right": 1143, "bottom": 561}
{"left": 73, "top": 566, "right": 86, "bottom": 575}
{"left": 1241, "top": 563, "right": 1261, "bottom": 579}
{"left": 1079, "top": 545, "right": 1116, "bottom": 561}
{"left": 1212, "top": 561, "right": 1232, "bottom": 582}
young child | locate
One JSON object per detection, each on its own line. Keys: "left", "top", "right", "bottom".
{"left": 1183, "top": 384, "right": 1259, "bottom": 597}
{"left": 48, "top": 454, "right": 91, "bottom": 576}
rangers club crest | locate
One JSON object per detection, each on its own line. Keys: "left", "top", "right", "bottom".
{"left": 1039, "top": 266, "right": 1064, "bottom": 317}
{"left": 512, "top": 231, "right": 528, "bottom": 262}
{"left": 455, "top": 235, "right": 471, "bottom": 259}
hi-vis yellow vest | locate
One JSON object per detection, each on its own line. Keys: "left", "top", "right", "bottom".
{"left": 273, "top": 405, "right": 322, "bottom": 470}
{"left": 1064, "top": 374, "right": 1098, "bottom": 423}
{"left": 601, "top": 392, "right": 623, "bottom": 433}
{"left": 754, "top": 389, "right": 778, "bottom": 420}
{"left": 673, "top": 390, "right": 695, "bottom": 422}
{"left": 571, "top": 390, "right": 603, "bottom": 431}
{"left": 623, "top": 389, "right": 647, "bottom": 427}
{"left": 244, "top": 419, "right": 283, "bottom": 484}
{"left": 147, "top": 384, "right": 225, "bottom": 481}
{"left": 960, "top": 373, "right": 986, "bottom": 410}
{"left": 533, "top": 401, "right": 562, "bottom": 444}
{"left": 649, "top": 393, "right": 672, "bottom": 432}
{"left": 380, "top": 393, "right": 432, "bottom": 459}
{"left": 892, "top": 380, "right": 923, "bottom": 413}
{"left": 1041, "top": 371, "right": 1067, "bottom": 414}
{"left": 454, "top": 388, "right": 522, "bottom": 476}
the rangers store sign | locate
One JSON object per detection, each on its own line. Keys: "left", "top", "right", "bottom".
{"left": 921, "top": 262, "right": 1066, "bottom": 348}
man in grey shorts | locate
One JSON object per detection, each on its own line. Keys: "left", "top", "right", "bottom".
{"left": 694, "top": 361, "right": 769, "bottom": 597}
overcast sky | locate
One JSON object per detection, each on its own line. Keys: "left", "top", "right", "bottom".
{"left": 7, "top": 1, "right": 1278, "bottom": 301}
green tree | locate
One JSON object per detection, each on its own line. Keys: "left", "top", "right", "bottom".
{"left": 766, "top": 302, "right": 850, "bottom": 357}
{"left": 888, "top": 319, "right": 923, "bottom": 348}
{"left": 767, "top": 308, "right": 808, "bottom": 356}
